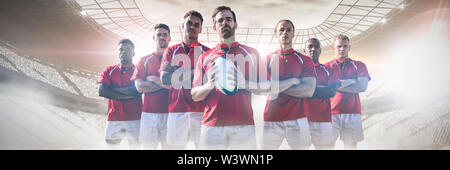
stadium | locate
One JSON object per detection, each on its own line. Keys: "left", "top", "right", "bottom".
{"left": 0, "top": 0, "right": 449, "bottom": 150}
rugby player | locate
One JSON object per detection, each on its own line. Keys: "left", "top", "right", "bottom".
{"left": 131, "top": 24, "right": 171, "bottom": 149}
{"left": 159, "top": 10, "right": 210, "bottom": 149}
{"left": 325, "top": 34, "right": 371, "bottom": 149}
{"left": 191, "top": 6, "right": 266, "bottom": 150}
{"left": 98, "top": 39, "right": 142, "bottom": 149}
{"left": 261, "top": 20, "right": 317, "bottom": 150}
{"left": 304, "top": 38, "right": 340, "bottom": 150}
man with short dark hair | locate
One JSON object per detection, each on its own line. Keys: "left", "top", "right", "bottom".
{"left": 325, "top": 34, "right": 371, "bottom": 149}
{"left": 191, "top": 6, "right": 265, "bottom": 150}
{"left": 261, "top": 20, "right": 317, "bottom": 150}
{"left": 131, "top": 24, "right": 171, "bottom": 149}
{"left": 98, "top": 39, "right": 142, "bottom": 149}
{"left": 159, "top": 10, "right": 210, "bottom": 149}
{"left": 304, "top": 38, "right": 340, "bottom": 150}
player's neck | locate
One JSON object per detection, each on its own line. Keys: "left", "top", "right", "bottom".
{"left": 335, "top": 55, "right": 350, "bottom": 62}
{"left": 280, "top": 44, "right": 292, "bottom": 51}
{"left": 156, "top": 47, "right": 166, "bottom": 54}
{"left": 219, "top": 36, "right": 236, "bottom": 47}
{"left": 313, "top": 58, "right": 319, "bottom": 63}
{"left": 183, "top": 38, "right": 198, "bottom": 46}
{"left": 121, "top": 60, "right": 132, "bottom": 65}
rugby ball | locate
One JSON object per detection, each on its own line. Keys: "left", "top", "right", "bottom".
{"left": 214, "top": 57, "right": 237, "bottom": 95}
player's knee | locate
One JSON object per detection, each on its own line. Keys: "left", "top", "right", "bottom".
{"left": 343, "top": 141, "right": 358, "bottom": 149}
{"left": 314, "top": 143, "right": 335, "bottom": 150}
{"left": 105, "top": 139, "right": 122, "bottom": 145}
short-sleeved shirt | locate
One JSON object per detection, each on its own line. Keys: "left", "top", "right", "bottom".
{"left": 131, "top": 52, "right": 169, "bottom": 113}
{"left": 304, "top": 61, "right": 340, "bottom": 122}
{"left": 98, "top": 63, "right": 142, "bottom": 121}
{"left": 325, "top": 57, "right": 371, "bottom": 114}
{"left": 193, "top": 42, "right": 260, "bottom": 126}
{"left": 159, "top": 42, "right": 210, "bottom": 113}
{"left": 263, "top": 49, "right": 317, "bottom": 122}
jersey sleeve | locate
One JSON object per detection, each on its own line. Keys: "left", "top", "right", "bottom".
{"left": 250, "top": 48, "right": 262, "bottom": 81}
{"left": 98, "top": 67, "right": 112, "bottom": 85}
{"left": 356, "top": 61, "right": 371, "bottom": 81}
{"left": 326, "top": 64, "right": 341, "bottom": 85}
{"left": 264, "top": 53, "right": 274, "bottom": 80}
{"left": 159, "top": 47, "right": 173, "bottom": 74}
{"left": 300, "top": 55, "right": 317, "bottom": 78}
{"left": 131, "top": 56, "right": 148, "bottom": 81}
{"left": 193, "top": 52, "right": 207, "bottom": 87}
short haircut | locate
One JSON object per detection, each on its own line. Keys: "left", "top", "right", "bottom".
{"left": 119, "top": 39, "right": 134, "bottom": 49}
{"left": 274, "top": 19, "right": 295, "bottom": 34}
{"left": 184, "top": 10, "right": 203, "bottom": 24}
{"left": 306, "top": 38, "right": 321, "bottom": 47}
{"left": 212, "top": 6, "right": 237, "bottom": 24}
{"left": 153, "top": 23, "right": 170, "bottom": 35}
{"left": 335, "top": 34, "right": 350, "bottom": 42}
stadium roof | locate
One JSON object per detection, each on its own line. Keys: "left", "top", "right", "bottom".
{"left": 70, "top": 0, "right": 407, "bottom": 51}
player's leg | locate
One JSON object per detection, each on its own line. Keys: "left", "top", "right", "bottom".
{"left": 340, "top": 113, "right": 363, "bottom": 150}
{"left": 105, "top": 121, "right": 124, "bottom": 149}
{"left": 261, "top": 121, "right": 285, "bottom": 150}
{"left": 228, "top": 125, "right": 257, "bottom": 150}
{"left": 199, "top": 125, "right": 227, "bottom": 150}
{"left": 123, "top": 120, "right": 141, "bottom": 149}
{"left": 331, "top": 114, "right": 343, "bottom": 149}
{"left": 286, "top": 118, "right": 312, "bottom": 150}
{"left": 158, "top": 113, "right": 183, "bottom": 150}
{"left": 139, "top": 112, "right": 160, "bottom": 149}
{"left": 166, "top": 112, "right": 189, "bottom": 149}
{"left": 188, "top": 112, "right": 203, "bottom": 149}
{"left": 309, "top": 122, "right": 334, "bottom": 150}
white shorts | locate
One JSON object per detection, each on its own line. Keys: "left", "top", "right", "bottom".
{"left": 199, "top": 125, "right": 257, "bottom": 150}
{"left": 262, "top": 117, "right": 311, "bottom": 150}
{"left": 139, "top": 112, "right": 168, "bottom": 149}
{"left": 105, "top": 120, "right": 140, "bottom": 144}
{"left": 309, "top": 122, "right": 334, "bottom": 145}
{"left": 332, "top": 114, "right": 364, "bottom": 143}
{"left": 166, "top": 112, "right": 203, "bottom": 147}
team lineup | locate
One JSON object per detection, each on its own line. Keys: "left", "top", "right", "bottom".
{"left": 97, "top": 6, "right": 371, "bottom": 150}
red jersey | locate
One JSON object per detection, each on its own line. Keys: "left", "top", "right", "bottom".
{"left": 325, "top": 57, "right": 371, "bottom": 114}
{"left": 98, "top": 63, "right": 142, "bottom": 121}
{"left": 193, "top": 42, "right": 260, "bottom": 126}
{"left": 160, "top": 42, "right": 210, "bottom": 113}
{"left": 263, "top": 49, "right": 317, "bottom": 122}
{"left": 131, "top": 52, "right": 169, "bottom": 113}
{"left": 304, "top": 61, "right": 340, "bottom": 122}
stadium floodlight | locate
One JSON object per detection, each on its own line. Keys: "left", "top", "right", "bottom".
{"left": 80, "top": 10, "right": 87, "bottom": 16}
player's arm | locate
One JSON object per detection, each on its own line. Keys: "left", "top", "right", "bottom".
{"left": 135, "top": 78, "right": 164, "bottom": 93}
{"left": 282, "top": 77, "right": 317, "bottom": 98}
{"left": 191, "top": 64, "right": 217, "bottom": 102}
{"left": 98, "top": 82, "right": 138, "bottom": 100}
{"left": 337, "top": 77, "right": 369, "bottom": 93}
{"left": 160, "top": 62, "right": 179, "bottom": 85}
{"left": 111, "top": 82, "right": 140, "bottom": 96}
{"left": 245, "top": 78, "right": 299, "bottom": 95}
{"left": 311, "top": 82, "right": 340, "bottom": 98}
{"left": 146, "top": 75, "right": 170, "bottom": 89}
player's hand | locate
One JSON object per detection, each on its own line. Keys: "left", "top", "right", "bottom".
{"left": 340, "top": 79, "right": 356, "bottom": 88}
{"left": 235, "top": 67, "right": 246, "bottom": 90}
{"left": 161, "top": 62, "right": 179, "bottom": 85}
{"left": 205, "top": 63, "right": 218, "bottom": 89}
{"left": 146, "top": 75, "right": 159, "bottom": 82}
{"left": 162, "top": 62, "right": 179, "bottom": 72}
{"left": 290, "top": 78, "right": 301, "bottom": 86}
